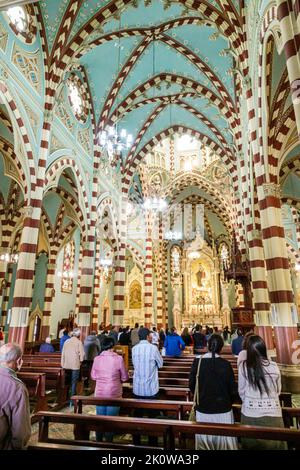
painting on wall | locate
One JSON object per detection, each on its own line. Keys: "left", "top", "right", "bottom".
{"left": 61, "top": 240, "right": 75, "bottom": 293}
{"left": 129, "top": 281, "right": 142, "bottom": 309}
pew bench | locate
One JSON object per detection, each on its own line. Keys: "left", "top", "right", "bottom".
{"left": 17, "top": 372, "right": 47, "bottom": 419}
{"left": 34, "top": 411, "right": 300, "bottom": 450}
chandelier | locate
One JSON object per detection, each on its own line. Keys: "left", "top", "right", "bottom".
{"left": 143, "top": 197, "right": 167, "bottom": 212}
{"left": 0, "top": 252, "right": 19, "bottom": 264}
{"left": 99, "top": 126, "right": 133, "bottom": 159}
{"left": 57, "top": 270, "right": 74, "bottom": 279}
{"left": 100, "top": 258, "right": 113, "bottom": 282}
{"left": 165, "top": 230, "right": 182, "bottom": 241}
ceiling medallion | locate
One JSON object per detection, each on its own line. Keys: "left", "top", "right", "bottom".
{"left": 6, "top": 5, "right": 36, "bottom": 44}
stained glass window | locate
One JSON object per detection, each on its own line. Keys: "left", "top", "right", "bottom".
{"left": 61, "top": 240, "right": 75, "bottom": 293}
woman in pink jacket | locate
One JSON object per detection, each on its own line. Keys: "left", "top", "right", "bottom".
{"left": 91, "top": 336, "right": 128, "bottom": 442}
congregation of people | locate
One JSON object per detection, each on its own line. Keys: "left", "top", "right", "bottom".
{"left": 0, "top": 322, "right": 290, "bottom": 450}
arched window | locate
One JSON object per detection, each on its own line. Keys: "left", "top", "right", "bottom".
{"left": 61, "top": 240, "right": 75, "bottom": 293}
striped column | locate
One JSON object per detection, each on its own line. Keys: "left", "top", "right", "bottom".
{"left": 156, "top": 216, "right": 163, "bottom": 329}
{"left": 248, "top": 229, "right": 273, "bottom": 349}
{"left": 258, "top": 183, "right": 298, "bottom": 364}
{"left": 277, "top": 0, "right": 300, "bottom": 136}
{"left": 1, "top": 262, "right": 13, "bottom": 330}
{"left": 91, "top": 238, "right": 101, "bottom": 331}
{"left": 41, "top": 259, "right": 57, "bottom": 340}
{"left": 291, "top": 207, "right": 300, "bottom": 251}
{"left": 75, "top": 244, "right": 83, "bottom": 315}
{"left": 78, "top": 240, "right": 95, "bottom": 341}
{"left": 169, "top": 138, "right": 175, "bottom": 175}
{"left": 144, "top": 233, "right": 153, "bottom": 328}
{"left": 8, "top": 204, "right": 41, "bottom": 347}
{"left": 113, "top": 193, "right": 127, "bottom": 326}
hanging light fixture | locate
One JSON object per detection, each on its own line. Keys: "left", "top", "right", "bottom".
{"left": 0, "top": 252, "right": 19, "bottom": 264}
{"left": 98, "top": 15, "right": 132, "bottom": 158}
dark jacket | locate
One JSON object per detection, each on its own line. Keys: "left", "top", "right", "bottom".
{"left": 231, "top": 336, "right": 244, "bottom": 356}
{"left": 164, "top": 333, "right": 185, "bottom": 357}
{"left": 189, "top": 355, "right": 237, "bottom": 414}
{"left": 181, "top": 334, "right": 193, "bottom": 346}
{"left": 119, "top": 331, "right": 130, "bottom": 345}
{"left": 83, "top": 335, "right": 101, "bottom": 361}
{"left": 0, "top": 367, "right": 31, "bottom": 449}
{"left": 193, "top": 332, "right": 207, "bottom": 351}
{"left": 39, "top": 343, "right": 55, "bottom": 353}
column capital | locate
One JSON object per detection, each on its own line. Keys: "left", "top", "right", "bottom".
{"left": 250, "top": 229, "right": 262, "bottom": 240}
{"left": 262, "top": 183, "right": 281, "bottom": 199}
{"left": 22, "top": 205, "right": 34, "bottom": 218}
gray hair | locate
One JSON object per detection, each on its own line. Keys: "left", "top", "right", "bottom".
{"left": 0, "top": 343, "right": 22, "bottom": 364}
{"left": 45, "top": 337, "right": 51, "bottom": 344}
{"left": 72, "top": 328, "right": 81, "bottom": 338}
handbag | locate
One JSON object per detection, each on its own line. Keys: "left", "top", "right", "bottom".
{"left": 189, "top": 356, "right": 202, "bottom": 421}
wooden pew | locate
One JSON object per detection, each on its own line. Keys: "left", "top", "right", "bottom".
{"left": 72, "top": 396, "right": 300, "bottom": 430}
{"left": 122, "top": 383, "right": 191, "bottom": 401}
{"left": 35, "top": 411, "right": 300, "bottom": 450}
{"left": 28, "top": 442, "right": 108, "bottom": 450}
{"left": 17, "top": 372, "right": 47, "bottom": 419}
{"left": 21, "top": 366, "right": 68, "bottom": 408}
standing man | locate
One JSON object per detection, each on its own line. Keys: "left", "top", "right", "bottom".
{"left": 0, "top": 343, "right": 31, "bottom": 449}
{"left": 132, "top": 328, "right": 163, "bottom": 446}
{"left": 151, "top": 326, "right": 159, "bottom": 348}
{"left": 231, "top": 328, "right": 244, "bottom": 356}
{"left": 130, "top": 323, "right": 140, "bottom": 347}
{"left": 61, "top": 328, "right": 85, "bottom": 404}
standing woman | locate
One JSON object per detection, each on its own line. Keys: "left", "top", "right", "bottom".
{"left": 189, "top": 334, "right": 238, "bottom": 450}
{"left": 181, "top": 327, "right": 193, "bottom": 347}
{"left": 91, "top": 337, "right": 128, "bottom": 442}
{"left": 238, "top": 335, "right": 286, "bottom": 450}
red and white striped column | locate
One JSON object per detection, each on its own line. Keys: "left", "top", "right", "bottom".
{"left": 91, "top": 238, "right": 101, "bottom": 331}
{"left": 144, "top": 212, "right": 154, "bottom": 328}
{"left": 156, "top": 216, "right": 163, "bottom": 329}
{"left": 41, "top": 257, "right": 57, "bottom": 340}
{"left": 77, "top": 239, "right": 95, "bottom": 342}
{"left": 113, "top": 193, "right": 127, "bottom": 326}
{"left": 258, "top": 183, "right": 298, "bottom": 364}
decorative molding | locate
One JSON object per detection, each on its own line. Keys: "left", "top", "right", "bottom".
{"left": 77, "top": 127, "right": 92, "bottom": 155}
{"left": 12, "top": 44, "right": 41, "bottom": 94}
{"left": 0, "top": 22, "right": 8, "bottom": 52}
{"left": 262, "top": 183, "right": 281, "bottom": 199}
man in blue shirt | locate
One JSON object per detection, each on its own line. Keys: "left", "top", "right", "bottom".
{"left": 231, "top": 328, "right": 244, "bottom": 356}
{"left": 132, "top": 327, "right": 163, "bottom": 445}
{"left": 39, "top": 337, "right": 55, "bottom": 353}
{"left": 164, "top": 327, "right": 185, "bottom": 357}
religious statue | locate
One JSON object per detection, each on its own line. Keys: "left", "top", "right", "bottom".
{"left": 196, "top": 265, "right": 205, "bottom": 287}
{"left": 129, "top": 281, "right": 142, "bottom": 309}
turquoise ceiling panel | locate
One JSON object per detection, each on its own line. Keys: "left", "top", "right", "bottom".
{"left": 164, "top": 26, "right": 234, "bottom": 98}
{"left": 134, "top": 103, "right": 223, "bottom": 156}
{"left": 116, "top": 39, "right": 217, "bottom": 103}
{"left": 271, "top": 47, "right": 287, "bottom": 104}
{"left": 0, "top": 152, "right": 11, "bottom": 202}
{"left": 81, "top": 35, "right": 141, "bottom": 121}
{"left": 39, "top": 0, "right": 69, "bottom": 51}
{"left": 43, "top": 192, "right": 63, "bottom": 225}
{"left": 282, "top": 173, "right": 300, "bottom": 199}
{"left": 283, "top": 144, "right": 300, "bottom": 164}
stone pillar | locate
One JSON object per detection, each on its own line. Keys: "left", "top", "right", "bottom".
{"left": 258, "top": 183, "right": 300, "bottom": 390}
{"left": 91, "top": 239, "right": 101, "bottom": 331}
{"left": 8, "top": 206, "right": 39, "bottom": 347}
{"left": 78, "top": 240, "right": 95, "bottom": 342}
{"left": 277, "top": 0, "right": 300, "bottom": 136}
{"left": 41, "top": 260, "right": 57, "bottom": 340}
{"left": 113, "top": 193, "right": 127, "bottom": 326}
{"left": 144, "top": 234, "right": 153, "bottom": 328}
{"left": 248, "top": 229, "right": 273, "bottom": 349}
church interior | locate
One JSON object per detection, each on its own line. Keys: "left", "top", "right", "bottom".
{"left": 0, "top": 0, "right": 300, "bottom": 452}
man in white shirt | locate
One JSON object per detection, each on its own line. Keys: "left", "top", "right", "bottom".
{"left": 61, "top": 328, "right": 85, "bottom": 404}
{"left": 151, "top": 326, "right": 159, "bottom": 347}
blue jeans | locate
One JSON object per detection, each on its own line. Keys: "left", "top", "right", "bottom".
{"left": 96, "top": 405, "right": 120, "bottom": 442}
{"left": 65, "top": 369, "right": 80, "bottom": 404}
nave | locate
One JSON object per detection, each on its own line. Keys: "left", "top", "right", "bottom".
{"left": 0, "top": 0, "right": 300, "bottom": 453}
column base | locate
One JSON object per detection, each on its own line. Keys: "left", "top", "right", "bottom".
{"left": 90, "top": 323, "right": 98, "bottom": 333}
{"left": 274, "top": 326, "right": 299, "bottom": 364}
{"left": 79, "top": 326, "right": 90, "bottom": 343}
{"left": 278, "top": 364, "right": 300, "bottom": 394}
{"left": 255, "top": 326, "right": 274, "bottom": 350}
{"left": 8, "top": 326, "right": 28, "bottom": 350}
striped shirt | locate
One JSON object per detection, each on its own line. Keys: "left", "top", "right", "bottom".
{"left": 132, "top": 340, "right": 163, "bottom": 397}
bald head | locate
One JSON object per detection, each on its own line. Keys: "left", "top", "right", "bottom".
{"left": 0, "top": 343, "right": 23, "bottom": 370}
